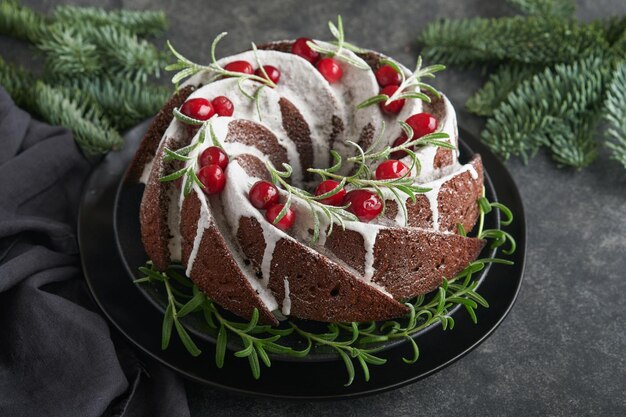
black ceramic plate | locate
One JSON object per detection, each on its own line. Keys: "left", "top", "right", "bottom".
{"left": 78, "top": 120, "right": 526, "bottom": 399}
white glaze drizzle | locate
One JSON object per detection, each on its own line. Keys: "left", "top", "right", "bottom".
{"left": 282, "top": 277, "right": 291, "bottom": 315}
{"left": 139, "top": 157, "right": 154, "bottom": 184}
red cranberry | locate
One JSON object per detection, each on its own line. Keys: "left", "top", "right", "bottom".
{"left": 316, "top": 58, "right": 343, "bottom": 83}
{"left": 314, "top": 180, "right": 346, "bottom": 206}
{"left": 375, "top": 65, "right": 402, "bottom": 87}
{"left": 265, "top": 204, "right": 295, "bottom": 231}
{"left": 405, "top": 113, "right": 438, "bottom": 139}
{"left": 255, "top": 65, "right": 281, "bottom": 85}
{"left": 291, "top": 37, "right": 320, "bottom": 64}
{"left": 199, "top": 146, "right": 229, "bottom": 169}
{"left": 343, "top": 190, "right": 383, "bottom": 222}
{"left": 379, "top": 85, "right": 405, "bottom": 115}
{"left": 211, "top": 96, "right": 234, "bottom": 117}
{"left": 197, "top": 165, "right": 226, "bottom": 195}
{"left": 180, "top": 98, "right": 214, "bottom": 121}
{"left": 249, "top": 181, "right": 279, "bottom": 209}
{"left": 390, "top": 135, "right": 410, "bottom": 160}
{"left": 224, "top": 60, "right": 254, "bottom": 75}
{"left": 376, "top": 160, "right": 410, "bottom": 180}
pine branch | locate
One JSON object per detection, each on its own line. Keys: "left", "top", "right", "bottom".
{"left": 53, "top": 6, "right": 167, "bottom": 37}
{"left": 604, "top": 62, "right": 626, "bottom": 168}
{"left": 0, "top": 55, "right": 33, "bottom": 108}
{"left": 507, "top": 0, "right": 575, "bottom": 19}
{"left": 56, "top": 77, "right": 172, "bottom": 130}
{"left": 32, "top": 81, "right": 123, "bottom": 155}
{"left": 0, "top": 0, "right": 46, "bottom": 42}
{"left": 466, "top": 64, "right": 544, "bottom": 116}
{"left": 419, "top": 16, "right": 607, "bottom": 67}
{"left": 481, "top": 55, "right": 607, "bottom": 166}
{"left": 39, "top": 23, "right": 165, "bottom": 82}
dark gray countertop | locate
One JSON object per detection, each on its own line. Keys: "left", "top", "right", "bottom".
{"left": 5, "top": 0, "right": 626, "bottom": 415}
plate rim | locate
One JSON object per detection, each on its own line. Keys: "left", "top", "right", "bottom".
{"left": 78, "top": 120, "right": 526, "bottom": 400}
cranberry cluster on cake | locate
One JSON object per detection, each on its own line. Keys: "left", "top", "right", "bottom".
{"left": 129, "top": 29, "right": 486, "bottom": 326}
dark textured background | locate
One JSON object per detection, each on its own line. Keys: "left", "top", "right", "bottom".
{"left": 3, "top": 0, "right": 626, "bottom": 416}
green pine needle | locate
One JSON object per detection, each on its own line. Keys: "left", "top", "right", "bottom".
{"left": 466, "top": 64, "right": 544, "bottom": 116}
{"left": 419, "top": 16, "right": 608, "bottom": 67}
{"left": 481, "top": 55, "right": 607, "bottom": 167}
{"left": 53, "top": 6, "right": 167, "bottom": 37}
{"left": 507, "top": 0, "right": 575, "bottom": 19}
{"left": 604, "top": 62, "right": 626, "bottom": 168}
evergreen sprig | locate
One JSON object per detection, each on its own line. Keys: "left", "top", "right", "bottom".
{"left": 32, "top": 81, "right": 123, "bottom": 155}
{"left": 481, "top": 55, "right": 606, "bottom": 167}
{"left": 135, "top": 194, "right": 516, "bottom": 385}
{"left": 419, "top": 16, "right": 607, "bottom": 67}
{"left": 0, "top": 0, "right": 170, "bottom": 155}
{"left": 53, "top": 6, "right": 167, "bottom": 36}
{"left": 419, "top": 0, "right": 626, "bottom": 171}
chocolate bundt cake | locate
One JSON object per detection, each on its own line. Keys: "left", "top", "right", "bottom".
{"left": 129, "top": 36, "right": 486, "bottom": 326}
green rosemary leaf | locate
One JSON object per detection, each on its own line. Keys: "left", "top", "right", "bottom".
{"left": 215, "top": 325, "right": 227, "bottom": 368}
{"left": 177, "top": 291, "right": 205, "bottom": 317}
{"left": 256, "top": 343, "right": 272, "bottom": 368}
{"left": 457, "top": 223, "right": 467, "bottom": 236}
{"left": 337, "top": 348, "right": 355, "bottom": 387}
{"left": 235, "top": 338, "right": 254, "bottom": 358}
{"left": 396, "top": 91, "right": 430, "bottom": 102}
{"left": 400, "top": 337, "right": 420, "bottom": 364}
{"left": 464, "top": 305, "right": 478, "bottom": 324}
{"left": 360, "top": 351, "right": 387, "bottom": 366}
{"left": 172, "top": 107, "right": 205, "bottom": 125}
{"left": 248, "top": 349, "right": 261, "bottom": 379}
{"left": 477, "top": 197, "right": 492, "bottom": 214}
{"left": 272, "top": 192, "right": 293, "bottom": 225}
{"left": 358, "top": 335, "right": 390, "bottom": 344}
{"left": 356, "top": 94, "right": 388, "bottom": 109}
{"left": 240, "top": 308, "right": 260, "bottom": 333}
{"left": 174, "top": 320, "right": 201, "bottom": 356}
{"left": 379, "top": 58, "right": 406, "bottom": 82}
{"left": 159, "top": 166, "right": 188, "bottom": 182}
{"left": 491, "top": 202, "right": 514, "bottom": 226}
{"left": 356, "top": 354, "right": 370, "bottom": 382}
{"left": 163, "top": 147, "right": 192, "bottom": 162}
{"left": 161, "top": 304, "right": 174, "bottom": 350}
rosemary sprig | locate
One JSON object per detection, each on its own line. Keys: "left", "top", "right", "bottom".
{"left": 265, "top": 161, "right": 358, "bottom": 245}
{"left": 166, "top": 33, "right": 276, "bottom": 88}
{"left": 135, "top": 194, "right": 516, "bottom": 385}
{"left": 356, "top": 56, "right": 446, "bottom": 109}
{"left": 306, "top": 123, "right": 454, "bottom": 225}
{"left": 159, "top": 118, "right": 225, "bottom": 197}
{"left": 305, "top": 15, "right": 370, "bottom": 70}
